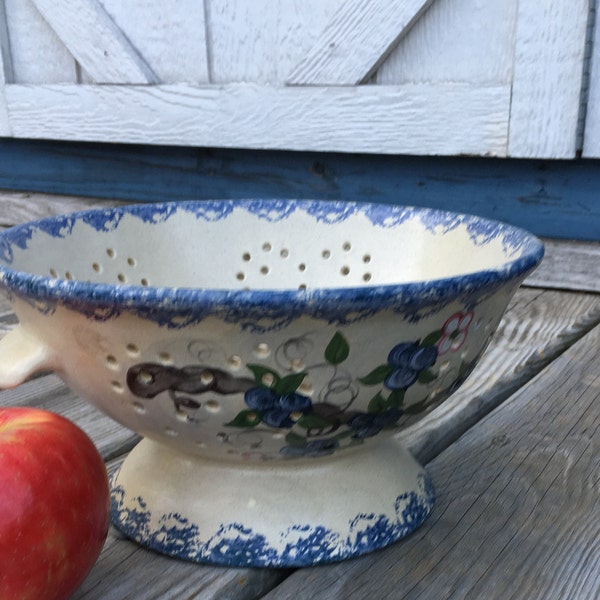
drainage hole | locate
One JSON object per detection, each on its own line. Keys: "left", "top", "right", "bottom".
{"left": 111, "top": 381, "right": 124, "bottom": 393}
{"left": 126, "top": 343, "right": 140, "bottom": 356}
{"left": 205, "top": 399, "right": 220, "bottom": 413}
{"left": 228, "top": 355, "right": 242, "bottom": 369}
{"left": 254, "top": 343, "right": 271, "bottom": 358}
{"left": 158, "top": 351, "right": 173, "bottom": 364}
{"left": 105, "top": 355, "right": 118, "bottom": 369}
{"left": 132, "top": 401, "right": 146, "bottom": 414}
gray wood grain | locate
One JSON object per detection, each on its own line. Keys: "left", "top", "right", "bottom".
{"left": 264, "top": 322, "right": 600, "bottom": 600}
{"left": 0, "top": 189, "right": 124, "bottom": 228}
{"left": 525, "top": 238, "right": 600, "bottom": 293}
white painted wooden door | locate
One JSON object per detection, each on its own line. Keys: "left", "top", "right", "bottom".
{"left": 0, "top": 0, "right": 592, "bottom": 158}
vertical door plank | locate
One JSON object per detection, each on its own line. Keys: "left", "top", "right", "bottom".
{"left": 377, "top": 0, "right": 517, "bottom": 85}
{"left": 31, "top": 0, "right": 158, "bottom": 84}
{"left": 4, "top": 0, "right": 77, "bottom": 83}
{"left": 0, "top": 0, "right": 11, "bottom": 134}
{"left": 287, "top": 0, "right": 434, "bottom": 85}
{"left": 99, "top": 0, "right": 209, "bottom": 84}
{"left": 508, "top": 0, "right": 589, "bottom": 158}
{"left": 582, "top": 1, "right": 600, "bottom": 157}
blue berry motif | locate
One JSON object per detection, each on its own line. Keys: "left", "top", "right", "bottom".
{"left": 243, "top": 387, "right": 312, "bottom": 428}
{"left": 384, "top": 342, "right": 438, "bottom": 390}
{"left": 348, "top": 408, "right": 403, "bottom": 439}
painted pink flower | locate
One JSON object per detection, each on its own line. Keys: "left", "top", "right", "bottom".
{"left": 437, "top": 311, "right": 474, "bottom": 354}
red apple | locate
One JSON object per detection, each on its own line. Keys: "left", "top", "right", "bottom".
{"left": 0, "top": 407, "right": 110, "bottom": 600}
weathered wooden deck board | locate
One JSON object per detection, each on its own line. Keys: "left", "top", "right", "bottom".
{"left": 524, "top": 238, "right": 600, "bottom": 293}
{"left": 264, "top": 321, "right": 600, "bottom": 600}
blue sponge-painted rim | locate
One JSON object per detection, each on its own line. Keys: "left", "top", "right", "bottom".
{"left": 0, "top": 200, "right": 544, "bottom": 330}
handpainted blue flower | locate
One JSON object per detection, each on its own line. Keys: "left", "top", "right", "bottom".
{"left": 348, "top": 408, "right": 403, "bottom": 439}
{"left": 384, "top": 342, "right": 438, "bottom": 390}
{"left": 280, "top": 438, "right": 340, "bottom": 458}
{"left": 244, "top": 387, "right": 313, "bottom": 428}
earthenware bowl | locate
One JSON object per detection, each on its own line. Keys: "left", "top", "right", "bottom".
{"left": 0, "top": 200, "right": 543, "bottom": 566}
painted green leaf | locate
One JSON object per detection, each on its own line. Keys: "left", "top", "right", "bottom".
{"left": 225, "top": 410, "right": 262, "bottom": 428}
{"left": 418, "top": 368, "right": 437, "bottom": 384}
{"left": 386, "top": 388, "right": 405, "bottom": 409}
{"left": 296, "top": 414, "right": 332, "bottom": 430}
{"left": 276, "top": 372, "right": 307, "bottom": 395}
{"left": 285, "top": 431, "right": 307, "bottom": 447}
{"left": 324, "top": 331, "right": 350, "bottom": 365}
{"left": 358, "top": 364, "right": 394, "bottom": 385}
{"left": 421, "top": 330, "right": 443, "bottom": 347}
{"left": 368, "top": 392, "right": 387, "bottom": 414}
{"left": 247, "top": 364, "right": 280, "bottom": 388}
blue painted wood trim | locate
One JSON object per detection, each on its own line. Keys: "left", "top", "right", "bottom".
{"left": 0, "top": 139, "right": 598, "bottom": 240}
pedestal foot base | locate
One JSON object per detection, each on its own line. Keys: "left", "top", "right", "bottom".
{"left": 111, "top": 438, "right": 434, "bottom": 567}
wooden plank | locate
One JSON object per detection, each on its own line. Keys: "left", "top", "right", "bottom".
{"left": 207, "top": 0, "right": 338, "bottom": 84}
{"left": 4, "top": 82, "right": 511, "bottom": 155}
{"left": 0, "top": 189, "right": 124, "bottom": 228}
{"left": 0, "top": 0, "right": 11, "bottom": 135}
{"left": 263, "top": 321, "right": 600, "bottom": 600}
{"left": 508, "top": 0, "right": 589, "bottom": 158}
{"left": 3, "top": 0, "right": 77, "bottom": 84}
{"left": 1, "top": 147, "right": 599, "bottom": 241}
{"left": 287, "top": 0, "right": 434, "bottom": 85}
{"left": 99, "top": 0, "right": 209, "bottom": 84}
{"left": 583, "top": 0, "right": 600, "bottom": 157}
{"left": 377, "top": 0, "right": 517, "bottom": 85}
{"left": 524, "top": 238, "right": 600, "bottom": 293}
{"left": 400, "top": 287, "right": 600, "bottom": 463}
{"left": 30, "top": 0, "right": 158, "bottom": 84}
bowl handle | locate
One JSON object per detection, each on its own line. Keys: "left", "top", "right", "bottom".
{"left": 0, "top": 326, "right": 53, "bottom": 388}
